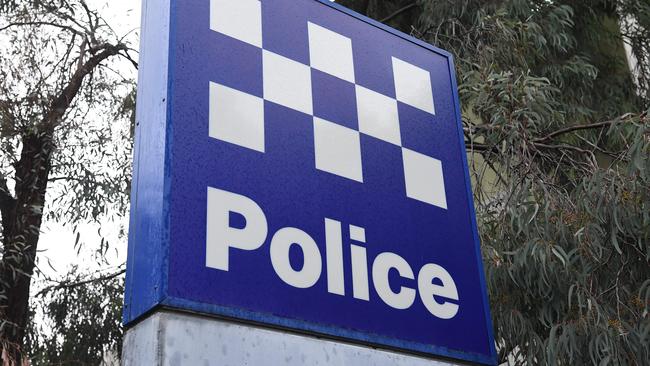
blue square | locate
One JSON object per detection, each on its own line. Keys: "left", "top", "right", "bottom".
{"left": 312, "top": 68, "right": 358, "bottom": 129}
{"left": 398, "top": 102, "right": 439, "bottom": 157}
{"left": 262, "top": 0, "right": 310, "bottom": 65}
{"left": 360, "top": 135, "right": 406, "bottom": 198}
{"left": 264, "top": 101, "right": 315, "bottom": 173}
{"left": 353, "top": 41, "right": 396, "bottom": 98}
{"left": 203, "top": 31, "right": 263, "bottom": 98}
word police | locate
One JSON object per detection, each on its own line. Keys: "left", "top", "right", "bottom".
{"left": 206, "top": 187, "right": 460, "bottom": 320}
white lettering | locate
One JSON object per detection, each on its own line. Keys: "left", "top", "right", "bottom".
{"left": 372, "top": 252, "right": 416, "bottom": 310}
{"left": 351, "top": 244, "right": 369, "bottom": 301}
{"left": 418, "top": 263, "right": 459, "bottom": 319}
{"left": 270, "top": 227, "right": 322, "bottom": 289}
{"left": 325, "top": 219, "right": 345, "bottom": 296}
{"left": 206, "top": 187, "right": 268, "bottom": 271}
{"left": 204, "top": 187, "right": 461, "bottom": 319}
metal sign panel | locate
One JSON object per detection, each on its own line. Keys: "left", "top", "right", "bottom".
{"left": 124, "top": 0, "right": 497, "bottom": 364}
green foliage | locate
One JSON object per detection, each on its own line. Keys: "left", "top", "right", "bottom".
{"left": 477, "top": 105, "right": 650, "bottom": 364}
{"left": 341, "top": 0, "right": 650, "bottom": 364}
{"left": 26, "top": 267, "right": 124, "bottom": 366}
{"left": 414, "top": 0, "right": 650, "bottom": 364}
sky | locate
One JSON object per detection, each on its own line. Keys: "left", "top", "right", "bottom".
{"left": 35, "top": 0, "right": 142, "bottom": 285}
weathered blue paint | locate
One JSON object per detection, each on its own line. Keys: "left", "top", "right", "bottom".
{"left": 123, "top": 0, "right": 171, "bottom": 322}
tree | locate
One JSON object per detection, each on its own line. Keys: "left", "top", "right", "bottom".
{"left": 0, "top": 0, "right": 62, "bottom": 14}
{"left": 338, "top": 0, "right": 649, "bottom": 364}
{"left": 0, "top": 1, "right": 135, "bottom": 362}
{"left": 26, "top": 266, "right": 124, "bottom": 366}
{"left": 3, "top": 0, "right": 646, "bottom": 364}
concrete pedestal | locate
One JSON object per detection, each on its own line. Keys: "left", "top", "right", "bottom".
{"left": 122, "top": 311, "right": 464, "bottom": 365}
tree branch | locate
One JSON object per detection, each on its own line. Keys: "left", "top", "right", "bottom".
{"left": 533, "top": 114, "right": 636, "bottom": 143}
{"left": 533, "top": 142, "right": 594, "bottom": 155}
{"left": 0, "top": 21, "right": 84, "bottom": 37}
{"left": 119, "top": 49, "right": 139, "bottom": 70}
{"left": 42, "top": 42, "right": 127, "bottom": 131}
{"left": 36, "top": 267, "right": 125, "bottom": 297}
{"left": 0, "top": 171, "right": 16, "bottom": 247}
{"left": 0, "top": 172, "right": 14, "bottom": 204}
{"left": 380, "top": 2, "right": 418, "bottom": 23}
{"left": 466, "top": 141, "right": 501, "bottom": 154}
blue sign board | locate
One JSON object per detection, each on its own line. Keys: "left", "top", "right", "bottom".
{"left": 124, "top": 0, "right": 497, "bottom": 364}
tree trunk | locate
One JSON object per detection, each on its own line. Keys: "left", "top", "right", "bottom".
{"left": 567, "top": 0, "right": 641, "bottom": 118}
{"left": 0, "top": 132, "right": 53, "bottom": 362}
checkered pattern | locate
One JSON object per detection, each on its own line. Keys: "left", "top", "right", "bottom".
{"left": 208, "top": 0, "right": 447, "bottom": 209}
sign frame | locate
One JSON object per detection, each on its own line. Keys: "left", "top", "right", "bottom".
{"left": 124, "top": 0, "right": 497, "bottom": 364}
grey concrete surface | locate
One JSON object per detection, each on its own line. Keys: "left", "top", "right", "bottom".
{"left": 122, "top": 311, "right": 466, "bottom": 366}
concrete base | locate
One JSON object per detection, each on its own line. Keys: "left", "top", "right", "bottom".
{"left": 122, "top": 311, "right": 464, "bottom": 365}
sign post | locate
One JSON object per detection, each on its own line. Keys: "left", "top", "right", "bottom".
{"left": 123, "top": 0, "right": 497, "bottom": 365}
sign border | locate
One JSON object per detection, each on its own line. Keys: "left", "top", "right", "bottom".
{"left": 124, "top": 0, "right": 498, "bottom": 364}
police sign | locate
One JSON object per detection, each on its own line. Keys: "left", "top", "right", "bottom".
{"left": 124, "top": 0, "right": 497, "bottom": 364}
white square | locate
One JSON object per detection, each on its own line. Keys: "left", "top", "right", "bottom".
{"left": 314, "top": 117, "right": 363, "bottom": 182}
{"left": 356, "top": 85, "right": 401, "bottom": 146}
{"left": 402, "top": 148, "right": 447, "bottom": 209}
{"left": 392, "top": 57, "right": 435, "bottom": 115}
{"left": 209, "top": 82, "right": 265, "bottom": 152}
{"left": 308, "top": 22, "right": 355, "bottom": 83}
{"left": 210, "top": 0, "right": 262, "bottom": 48}
{"left": 263, "top": 50, "right": 313, "bottom": 115}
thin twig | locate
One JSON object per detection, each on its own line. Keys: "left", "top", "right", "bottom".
{"left": 380, "top": 3, "right": 418, "bottom": 23}
{"left": 36, "top": 268, "right": 125, "bottom": 297}
{"left": 0, "top": 21, "right": 83, "bottom": 36}
{"left": 533, "top": 115, "right": 635, "bottom": 143}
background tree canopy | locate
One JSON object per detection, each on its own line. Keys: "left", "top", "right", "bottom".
{"left": 0, "top": 0, "right": 648, "bottom": 365}
{"left": 337, "top": 0, "right": 650, "bottom": 364}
